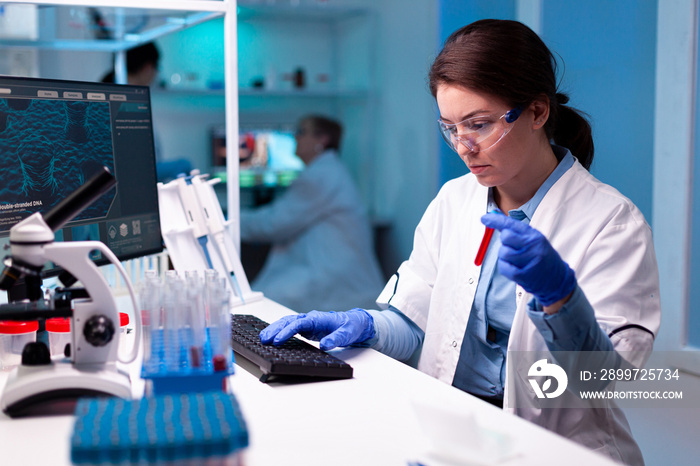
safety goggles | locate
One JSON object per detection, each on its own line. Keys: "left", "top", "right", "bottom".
{"left": 438, "top": 106, "right": 523, "bottom": 153}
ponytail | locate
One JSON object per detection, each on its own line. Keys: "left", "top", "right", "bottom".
{"left": 547, "top": 92, "right": 595, "bottom": 170}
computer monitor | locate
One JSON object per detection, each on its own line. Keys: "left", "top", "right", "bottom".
{"left": 211, "top": 125, "right": 303, "bottom": 173}
{"left": 0, "top": 75, "right": 163, "bottom": 277}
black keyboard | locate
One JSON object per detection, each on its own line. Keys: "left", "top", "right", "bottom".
{"left": 230, "top": 314, "right": 353, "bottom": 383}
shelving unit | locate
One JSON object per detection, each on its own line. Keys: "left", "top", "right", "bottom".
{"left": 142, "top": 1, "right": 376, "bottom": 213}
{"left": 152, "top": 87, "right": 368, "bottom": 99}
{"left": 0, "top": 0, "right": 378, "bottom": 238}
{"left": 238, "top": 88, "right": 368, "bottom": 98}
{"left": 0, "top": 8, "right": 222, "bottom": 51}
{"left": 0, "top": 0, "right": 243, "bottom": 246}
{"left": 237, "top": 2, "right": 368, "bottom": 21}
{"left": 233, "top": 0, "right": 377, "bottom": 210}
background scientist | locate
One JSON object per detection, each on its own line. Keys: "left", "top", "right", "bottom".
{"left": 239, "top": 115, "right": 384, "bottom": 313}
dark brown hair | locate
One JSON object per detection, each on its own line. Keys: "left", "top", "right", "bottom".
{"left": 305, "top": 115, "right": 343, "bottom": 151}
{"left": 100, "top": 42, "right": 160, "bottom": 84}
{"left": 126, "top": 42, "right": 160, "bottom": 74}
{"left": 428, "top": 19, "right": 594, "bottom": 169}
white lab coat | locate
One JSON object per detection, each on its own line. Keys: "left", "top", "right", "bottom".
{"left": 377, "top": 158, "right": 660, "bottom": 464}
{"left": 240, "top": 150, "right": 385, "bottom": 313}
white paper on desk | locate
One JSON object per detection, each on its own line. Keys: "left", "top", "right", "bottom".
{"left": 410, "top": 396, "right": 515, "bottom": 465}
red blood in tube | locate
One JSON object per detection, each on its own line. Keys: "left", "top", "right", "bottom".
{"left": 213, "top": 354, "right": 227, "bottom": 372}
{"left": 474, "top": 227, "right": 495, "bottom": 266}
{"left": 190, "top": 347, "right": 201, "bottom": 368}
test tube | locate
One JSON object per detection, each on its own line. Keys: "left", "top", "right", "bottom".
{"left": 177, "top": 277, "right": 193, "bottom": 372}
{"left": 204, "top": 269, "right": 219, "bottom": 328}
{"left": 204, "top": 271, "right": 219, "bottom": 369}
{"left": 475, "top": 227, "right": 495, "bottom": 266}
{"left": 217, "top": 280, "right": 232, "bottom": 371}
{"left": 138, "top": 271, "right": 154, "bottom": 371}
{"left": 161, "top": 272, "right": 176, "bottom": 372}
{"left": 205, "top": 268, "right": 219, "bottom": 368}
{"left": 147, "top": 271, "right": 164, "bottom": 374}
{"left": 185, "top": 271, "right": 207, "bottom": 369}
{"left": 163, "top": 272, "right": 187, "bottom": 372}
{"left": 211, "top": 277, "right": 231, "bottom": 372}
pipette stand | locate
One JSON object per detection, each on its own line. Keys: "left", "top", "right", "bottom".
{"left": 157, "top": 170, "right": 263, "bottom": 306}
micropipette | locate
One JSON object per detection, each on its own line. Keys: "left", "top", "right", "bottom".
{"left": 190, "top": 174, "right": 245, "bottom": 301}
{"left": 176, "top": 176, "right": 215, "bottom": 270}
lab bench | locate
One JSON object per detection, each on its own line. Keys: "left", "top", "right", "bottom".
{"left": 0, "top": 297, "right": 618, "bottom": 466}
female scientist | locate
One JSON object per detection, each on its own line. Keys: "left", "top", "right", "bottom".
{"left": 260, "top": 20, "right": 661, "bottom": 464}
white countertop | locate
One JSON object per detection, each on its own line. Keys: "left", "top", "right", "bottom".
{"left": 0, "top": 297, "right": 617, "bottom": 466}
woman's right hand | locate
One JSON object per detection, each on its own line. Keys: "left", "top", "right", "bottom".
{"left": 259, "top": 309, "right": 375, "bottom": 351}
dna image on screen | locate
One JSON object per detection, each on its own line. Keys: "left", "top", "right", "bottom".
{"left": 0, "top": 97, "right": 115, "bottom": 232}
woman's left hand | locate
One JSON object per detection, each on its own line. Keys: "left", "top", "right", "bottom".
{"left": 481, "top": 213, "right": 576, "bottom": 307}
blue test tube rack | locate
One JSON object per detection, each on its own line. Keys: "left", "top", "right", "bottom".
{"left": 141, "top": 328, "right": 235, "bottom": 396}
{"left": 71, "top": 391, "right": 249, "bottom": 464}
{"left": 139, "top": 269, "right": 235, "bottom": 396}
{"left": 143, "top": 366, "right": 234, "bottom": 395}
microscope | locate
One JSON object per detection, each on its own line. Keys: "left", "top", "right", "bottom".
{"left": 0, "top": 167, "right": 141, "bottom": 418}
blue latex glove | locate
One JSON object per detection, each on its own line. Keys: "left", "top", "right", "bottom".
{"left": 481, "top": 213, "right": 576, "bottom": 306}
{"left": 259, "top": 309, "right": 375, "bottom": 351}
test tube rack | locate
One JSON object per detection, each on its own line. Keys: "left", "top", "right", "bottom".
{"left": 71, "top": 392, "right": 248, "bottom": 465}
{"left": 139, "top": 269, "right": 235, "bottom": 396}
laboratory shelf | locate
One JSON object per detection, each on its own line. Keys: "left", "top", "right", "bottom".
{"left": 237, "top": 2, "right": 368, "bottom": 22}
{"left": 239, "top": 88, "right": 369, "bottom": 98}
{"left": 154, "top": 88, "right": 367, "bottom": 97}
{"left": 0, "top": 0, "right": 227, "bottom": 10}
{"left": 0, "top": 1, "right": 227, "bottom": 52}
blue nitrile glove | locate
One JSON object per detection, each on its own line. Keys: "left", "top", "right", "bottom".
{"left": 259, "top": 309, "right": 375, "bottom": 351}
{"left": 481, "top": 213, "right": 576, "bottom": 306}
